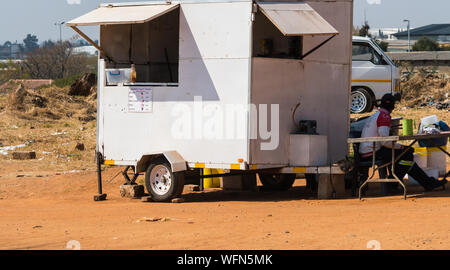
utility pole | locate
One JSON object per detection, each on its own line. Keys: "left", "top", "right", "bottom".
{"left": 403, "top": 19, "right": 411, "bottom": 52}
{"left": 54, "top": 22, "right": 65, "bottom": 43}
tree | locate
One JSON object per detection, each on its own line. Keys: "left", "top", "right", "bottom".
{"left": 375, "top": 40, "right": 389, "bottom": 52}
{"left": 3, "top": 41, "right": 12, "bottom": 48}
{"left": 42, "top": 40, "right": 56, "bottom": 48}
{"left": 352, "top": 26, "right": 360, "bottom": 36}
{"left": 358, "top": 21, "right": 371, "bottom": 38}
{"left": 412, "top": 37, "right": 440, "bottom": 51}
{"left": 21, "top": 41, "right": 94, "bottom": 79}
{"left": 23, "top": 34, "right": 39, "bottom": 53}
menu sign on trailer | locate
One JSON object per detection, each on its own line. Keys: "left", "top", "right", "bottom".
{"left": 128, "top": 87, "right": 153, "bottom": 113}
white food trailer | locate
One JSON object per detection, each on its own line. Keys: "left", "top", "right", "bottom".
{"left": 67, "top": 0, "right": 353, "bottom": 202}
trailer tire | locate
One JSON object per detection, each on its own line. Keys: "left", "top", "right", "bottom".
{"left": 145, "top": 159, "right": 185, "bottom": 202}
{"left": 258, "top": 173, "right": 296, "bottom": 191}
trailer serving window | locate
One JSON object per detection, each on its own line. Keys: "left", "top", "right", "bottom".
{"left": 67, "top": 3, "right": 180, "bottom": 86}
{"left": 252, "top": 1, "right": 339, "bottom": 59}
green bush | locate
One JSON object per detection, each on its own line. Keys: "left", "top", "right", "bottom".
{"left": 412, "top": 37, "right": 440, "bottom": 51}
{"left": 375, "top": 40, "right": 389, "bottom": 52}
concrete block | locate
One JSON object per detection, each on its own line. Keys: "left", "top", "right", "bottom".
{"left": 171, "top": 198, "right": 185, "bottom": 203}
{"left": 222, "top": 174, "right": 257, "bottom": 191}
{"left": 186, "top": 185, "right": 201, "bottom": 192}
{"left": 141, "top": 196, "right": 152, "bottom": 202}
{"left": 120, "top": 185, "right": 145, "bottom": 199}
{"left": 317, "top": 174, "right": 347, "bottom": 200}
{"left": 12, "top": 151, "right": 36, "bottom": 160}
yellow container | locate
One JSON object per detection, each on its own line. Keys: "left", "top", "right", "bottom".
{"left": 414, "top": 146, "right": 447, "bottom": 155}
{"left": 203, "top": 169, "right": 222, "bottom": 188}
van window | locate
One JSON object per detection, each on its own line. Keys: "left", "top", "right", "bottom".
{"left": 352, "top": 43, "right": 383, "bottom": 65}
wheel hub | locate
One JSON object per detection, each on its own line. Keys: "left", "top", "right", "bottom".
{"left": 351, "top": 91, "right": 367, "bottom": 113}
{"left": 150, "top": 165, "right": 172, "bottom": 196}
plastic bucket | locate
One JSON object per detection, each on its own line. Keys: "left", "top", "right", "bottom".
{"left": 402, "top": 119, "right": 414, "bottom": 135}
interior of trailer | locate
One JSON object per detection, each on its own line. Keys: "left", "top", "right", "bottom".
{"left": 252, "top": 10, "right": 303, "bottom": 59}
{"left": 100, "top": 7, "right": 180, "bottom": 86}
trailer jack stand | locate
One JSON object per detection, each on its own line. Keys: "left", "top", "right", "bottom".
{"left": 122, "top": 166, "right": 140, "bottom": 185}
{"left": 94, "top": 152, "right": 107, "bottom": 201}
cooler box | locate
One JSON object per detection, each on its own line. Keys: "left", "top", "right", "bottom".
{"left": 289, "top": 135, "right": 328, "bottom": 166}
{"left": 106, "top": 68, "right": 132, "bottom": 85}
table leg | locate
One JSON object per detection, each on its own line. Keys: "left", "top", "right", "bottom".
{"left": 359, "top": 142, "right": 377, "bottom": 200}
{"left": 391, "top": 141, "right": 407, "bottom": 200}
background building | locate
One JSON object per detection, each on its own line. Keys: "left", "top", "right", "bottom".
{"left": 394, "top": 24, "right": 450, "bottom": 45}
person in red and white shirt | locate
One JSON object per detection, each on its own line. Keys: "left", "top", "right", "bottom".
{"left": 360, "top": 94, "right": 447, "bottom": 191}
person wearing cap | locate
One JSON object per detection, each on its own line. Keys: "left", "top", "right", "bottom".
{"left": 359, "top": 93, "right": 447, "bottom": 192}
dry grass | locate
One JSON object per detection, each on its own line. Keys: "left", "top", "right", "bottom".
{"left": 0, "top": 82, "right": 98, "bottom": 175}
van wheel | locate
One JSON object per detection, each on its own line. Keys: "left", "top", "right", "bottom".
{"left": 259, "top": 173, "right": 296, "bottom": 191}
{"left": 145, "top": 159, "right": 185, "bottom": 202}
{"left": 351, "top": 88, "right": 373, "bottom": 114}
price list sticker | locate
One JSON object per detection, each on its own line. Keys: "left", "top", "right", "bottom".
{"left": 128, "top": 87, "right": 153, "bottom": 113}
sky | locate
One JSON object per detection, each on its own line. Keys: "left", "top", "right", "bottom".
{"left": 1, "top": 0, "right": 450, "bottom": 44}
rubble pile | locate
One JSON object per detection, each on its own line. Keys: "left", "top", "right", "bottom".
{"left": 401, "top": 73, "right": 450, "bottom": 111}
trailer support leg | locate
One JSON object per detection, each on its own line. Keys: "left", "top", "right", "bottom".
{"left": 94, "top": 152, "right": 107, "bottom": 201}
{"left": 122, "top": 166, "right": 140, "bottom": 185}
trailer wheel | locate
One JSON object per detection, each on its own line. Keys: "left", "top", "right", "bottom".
{"left": 351, "top": 88, "right": 373, "bottom": 114}
{"left": 258, "top": 173, "right": 296, "bottom": 191}
{"left": 145, "top": 159, "right": 185, "bottom": 202}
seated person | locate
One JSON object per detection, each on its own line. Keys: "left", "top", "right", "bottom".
{"left": 359, "top": 93, "right": 447, "bottom": 192}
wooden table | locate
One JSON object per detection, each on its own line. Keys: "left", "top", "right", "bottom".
{"left": 348, "top": 131, "right": 450, "bottom": 200}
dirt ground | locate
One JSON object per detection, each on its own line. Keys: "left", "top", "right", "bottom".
{"left": 1, "top": 165, "right": 450, "bottom": 251}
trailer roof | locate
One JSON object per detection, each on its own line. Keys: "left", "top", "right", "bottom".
{"left": 66, "top": 2, "right": 179, "bottom": 26}
{"left": 256, "top": 2, "right": 338, "bottom": 36}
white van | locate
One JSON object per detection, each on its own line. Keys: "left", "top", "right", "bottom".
{"left": 351, "top": 36, "right": 401, "bottom": 113}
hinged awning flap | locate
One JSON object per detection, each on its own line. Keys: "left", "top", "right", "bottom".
{"left": 256, "top": 1, "right": 339, "bottom": 36}
{"left": 66, "top": 3, "right": 180, "bottom": 26}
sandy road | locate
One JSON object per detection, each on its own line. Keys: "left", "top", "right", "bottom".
{"left": 0, "top": 168, "right": 450, "bottom": 250}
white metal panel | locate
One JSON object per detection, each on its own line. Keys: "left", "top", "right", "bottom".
{"left": 101, "top": 2, "right": 253, "bottom": 165}
{"left": 256, "top": 1, "right": 338, "bottom": 36}
{"left": 249, "top": 58, "right": 306, "bottom": 165}
{"left": 302, "top": 1, "right": 352, "bottom": 64}
{"left": 179, "top": 2, "right": 253, "bottom": 59}
{"left": 97, "top": 59, "right": 106, "bottom": 153}
{"left": 302, "top": 61, "right": 350, "bottom": 163}
{"left": 102, "top": 59, "right": 251, "bottom": 165}
{"left": 249, "top": 58, "right": 350, "bottom": 165}
{"left": 66, "top": 3, "right": 179, "bottom": 26}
